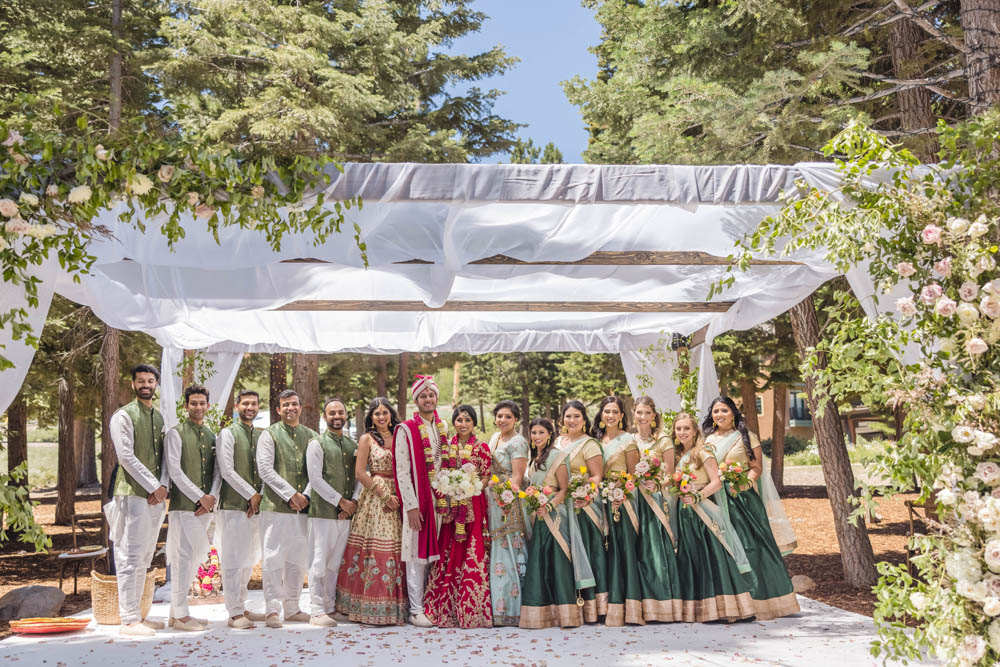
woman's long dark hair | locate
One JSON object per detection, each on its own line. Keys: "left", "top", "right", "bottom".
{"left": 702, "top": 395, "right": 755, "bottom": 461}
{"left": 590, "top": 395, "right": 629, "bottom": 440}
{"left": 560, "top": 400, "right": 592, "bottom": 437}
{"left": 528, "top": 418, "right": 557, "bottom": 471}
{"left": 364, "top": 397, "right": 401, "bottom": 448}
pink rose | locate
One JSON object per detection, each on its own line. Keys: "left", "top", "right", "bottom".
{"left": 960, "top": 281, "right": 980, "bottom": 302}
{"left": 932, "top": 258, "right": 953, "bottom": 279}
{"left": 966, "top": 337, "right": 989, "bottom": 355}
{"left": 194, "top": 203, "right": 215, "bottom": 219}
{"left": 896, "top": 261, "right": 917, "bottom": 277}
{"left": 981, "top": 295, "right": 1000, "bottom": 319}
{"left": 650, "top": 457, "right": 660, "bottom": 467}
{"left": 541, "top": 486, "right": 553, "bottom": 496}
{"left": 896, "top": 296, "right": 917, "bottom": 317}
{"left": 625, "top": 480, "right": 636, "bottom": 492}
{"left": 920, "top": 283, "right": 943, "bottom": 305}
{"left": 921, "top": 224, "right": 943, "bottom": 244}
{"left": 935, "top": 297, "right": 957, "bottom": 317}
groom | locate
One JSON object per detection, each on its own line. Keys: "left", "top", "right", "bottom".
{"left": 394, "top": 375, "right": 446, "bottom": 628}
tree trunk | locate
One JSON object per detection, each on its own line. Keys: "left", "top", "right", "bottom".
{"left": 291, "top": 353, "right": 320, "bottom": 431}
{"left": 452, "top": 361, "right": 461, "bottom": 408}
{"left": 739, "top": 378, "right": 761, "bottom": 436}
{"left": 889, "top": 15, "right": 939, "bottom": 160}
{"left": 109, "top": 0, "right": 122, "bottom": 133}
{"left": 789, "top": 295, "right": 877, "bottom": 587}
{"left": 269, "top": 353, "right": 287, "bottom": 424}
{"left": 222, "top": 386, "right": 235, "bottom": 428}
{"left": 356, "top": 403, "right": 365, "bottom": 439}
{"left": 375, "top": 356, "right": 388, "bottom": 397}
{"left": 74, "top": 418, "right": 98, "bottom": 487}
{"left": 6, "top": 394, "right": 28, "bottom": 488}
{"left": 397, "top": 352, "right": 409, "bottom": 419}
{"left": 961, "top": 0, "right": 1000, "bottom": 114}
{"left": 521, "top": 387, "right": 531, "bottom": 438}
{"left": 100, "top": 325, "right": 120, "bottom": 505}
{"left": 771, "top": 383, "right": 788, "bottom": 494}
{"left": 56, "top": 375, "right": 77, "bottom": 525}
{"left": 181, "top": 349, "right": 195, "bottom": 387}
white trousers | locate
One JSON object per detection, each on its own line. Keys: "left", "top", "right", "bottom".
{"left": 110, "top": 496, "right": 165, "bottom": 625}
{"left": 406, "top": 561, "right": 427, "bottom": 616}
{"left": 165, "top": 510, "right": 212, "bottom": 620}
{"left": 307, "top": 518, "right": 351, "bottom": 616}
{"left": 260, "top": 511, "right": 309, "bottom": 617}
{"left": 216, "top": 510, "right": 261, "bottom": 617}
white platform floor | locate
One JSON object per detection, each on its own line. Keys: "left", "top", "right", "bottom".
{"left": 1, "top": 591, "right": 934, "bottom": 666}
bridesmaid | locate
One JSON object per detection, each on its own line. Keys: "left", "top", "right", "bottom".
{"left": 704, "top": 396, "right": 799, "bottom": 620}
{"left": 672, "top": 412, "right": 756, "bottom": 622}
{"left": 335, "top": 397, "right": 408, "bottom": 625}
{"left": 486, "top": 400, "right": 529, "bottom": 626}
{"left": 593, "top": 396, "right": 643, "bottom": 626}
{"left": 519, "top": 418, "right": 587, "bottom": 629}
{"left": 631, "top": 397, "right": 682, "bottom": 622}
{"left": 556, "top": 400, "right": 606, "bottom": 622}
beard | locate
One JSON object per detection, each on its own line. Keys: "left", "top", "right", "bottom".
{"left": 328, "top": 417, "right": 346, "bottom": 430}
{"left": 136, "top": 387, "right": 154, "bottom": 399}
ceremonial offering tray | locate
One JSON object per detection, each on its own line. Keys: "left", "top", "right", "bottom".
{"left": 9, "top": 617, "right": 90, "bottom": 634}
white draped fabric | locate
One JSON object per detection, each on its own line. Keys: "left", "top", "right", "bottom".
{"left": 0, "top": 161, "right": 858, "bottom": 417}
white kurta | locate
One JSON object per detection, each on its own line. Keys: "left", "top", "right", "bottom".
{"left": 164, "top": 426, "right": 222, "bottom": 619}
{"left": 394, "top": 418, "right": 444, "bottom": 564}
{"left": 105, "top": 405, "right": 169, "bottom": 625}
{"left": 305, "top": 437, "right": 362, "bottom": 617}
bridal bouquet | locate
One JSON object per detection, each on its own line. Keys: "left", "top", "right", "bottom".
{"left": 519, "top": 485, "right": 554, "bottom": 515}
{"left": 718, "top": 460, "right": 751, "bottom": 494}
{"left": 634, "top": 450, "right": 666, "bottom": 494}
{"left": 567, "top": 466, "right": 598, "bottom": 513}
{"left": 431, "top": 462, "right": 484, "bottom": 539}
{"left": 491, "top": 475, "right": 519, "bottom": 522}
{"left": 670, "top": 465, "right": 699, "bottom": 507}
{"left": 599, "top": 471, "right": 636, "bottom": 522}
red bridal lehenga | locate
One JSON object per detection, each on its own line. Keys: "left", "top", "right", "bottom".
{"left": 423, "top": 436, "right": 493, "bottom": 628}
{"left": 334, "top": 433, "right": 409, "bottom": 625}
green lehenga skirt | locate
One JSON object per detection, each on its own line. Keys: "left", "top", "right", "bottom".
{"left": 519, "top": 505, "right": 584, "bottom": 629}
{"left": 635, "top": 491, "right": 682, "bottom": 622}
{"left": 604, "top": 498, "right": 644, "bottom": 625}
{"left": 725, "top": 483, "right": 799, "bottom": 620}
{"left": 577, "top": 503, "right": 608, "bottom": 622}
{"left": 675, "top": 497, "right": 756, "bottom": 622}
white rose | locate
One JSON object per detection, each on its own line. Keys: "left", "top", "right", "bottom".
{"left": 969, "top": 445, "right": 987, "bottom": 456}
{"left": 982, "top": 295, "right": 1000, "bottom": 319}
{"left": 966, "top": 337, "right": 989, "bottom": 356}
{"left": 935, "top": 296, "right": 957, "bottom": 316}
{"left": 948, "top": 217, "right": 971, "bottom": 235}
{"left": 960, "top": 281, "right": 980, "bottom": 301}
{"left": 958, "top": 302, "right": 981, "bottom": 325}
{"left": 970, "top": 221, "right": 990, "bottom": 238}
{"left": 939, "top": 338, "right": 957, "bottom": 355}
{"left": 938, "top": 488, "right": 958, "bottom": 505}
{"left": 94, "top": 144, "right": 109, "bottom": 161}
{"left": 959, "top": 635, "right": 987, "bottom": 664}
{"left": 979, "top": 499, "right": 1000, "bottom": 532}
{"left": 987, "top": 540, "right": 1000, "bottom": 573}
{"left": 67, "top": 185, "right": 92, "bottom": 204}
{"left": 0, "top": 198, "right": 19, "bottom": 218}
{"left": 957, "top": 579, "right": 987, "bottom": 601}
{"left": 18, "top": 192, "right": 38, "bottom": 207}
{"left": 976, "top": 430, "right": 1000, "bottom": 450}
{"left": 979, "top": 255, "right": 998, "bottom": 273}
{"left": 946, "top": 549, "right": 983, "bottom": 582}
{"left": 989, "top": 321, "right": 1000, "bottom": 345}
{"left": 128, "top": 174, "right": 154, "bottom": 196}
{"left": 953, "top": 425, "right": 977, "bottom": 443}
{"left": 985, "top": 575, "right": 1000, "bottom": 598}
{"left": 157, "top": 164, "right": 175, "bottom": 183}
{"left": 991, "top": 620, "right": 1000, "bottom": 652}
{"left": 909, "top": 591, "right": 927, "bottom": 610}
{"left": 896, "top": 296, "right": 917, "bottom": 317}
{"left": 45, "top": 184, "right": 59, "bottom": 198}
{"left": 896, "top": 261, "right": 917, "bottom": 278}
{"left": 968, "top": 394, "right": 987, "bottom": 411}
{"left": 977, "top": 462, "right": 1000, "bottom": 486}
{"left": 985, "top": 597, "right": 1000, "bottom": 616}
{"left": 4, "top": 218, "right": 30, "bottom": 235}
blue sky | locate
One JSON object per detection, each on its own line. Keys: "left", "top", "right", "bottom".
{"left": 446, "top": 1, "right": 602, "bottom": 164}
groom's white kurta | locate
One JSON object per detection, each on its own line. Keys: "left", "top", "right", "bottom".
{"left": 393, "top": 419, "right": 444, "bottom": 564}
{"left": 215, "top": 426, "right": 262, "bottom": 617}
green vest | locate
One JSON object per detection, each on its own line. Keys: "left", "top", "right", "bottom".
{"left": 260, "top": 422, "right": 317, "bottom": 514}
{"left": 309, "top": 431, "right": 358, "bottom": 520}
{"left": 113, "top": 400, "right": 165, "bottom": 498}
{"left": 219, "top": 422, "right": 262, "bottom": 512}
{"left": 167, "top": 421, "right": 217, "bottom": 513}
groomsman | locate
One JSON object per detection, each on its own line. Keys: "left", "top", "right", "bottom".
{"left": 306, "top": 398, "right": 361, "bottom": 627}
{"left": 106, "top": 364, "right": 169, "bottom": 637}
{"left": 216, "top": 389, "right": 266, "bottom": 629}
{"left": 394, "top": 375, "right": 445, "bottom": 628}
{"left": 256, "top": 389, "right": 316, "bottom": 628}
{"left": 164, "top": 385, "right": 221, "bottom": 631}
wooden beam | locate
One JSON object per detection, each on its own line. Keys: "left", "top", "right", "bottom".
{"left": 274, "top": 300, "right": 734, "bottom": 313}
{"left": 280, "top": 251, "right": 801, "bottom": 267}
{"left": 689, "top": 324, "right": 710, "bottom": 348}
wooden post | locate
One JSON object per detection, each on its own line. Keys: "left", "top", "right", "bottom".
{"left": 790, "top": 294, "right": 877, "bottom": 587}
{"left": 375, "top": 356, "right": 388, "bottom": 397}
{"left": 74, "top": 418, "right": 98, "bottom": 487}
{"left": 269, "top": 353, "right": 288, "bottom": 424}
{"left": 770, "top": 383, "right": 787, "bottom": 493}
{"left": 397, "top": 352, "right": 409, "bottom": 419}
{"left": 55, "top": 375, "right": 77, "bottom": 525}
{"left": 292, "top": 353, "right": 320, "bottom": 431}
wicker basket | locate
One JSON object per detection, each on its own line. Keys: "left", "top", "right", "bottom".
{"left": 91, "top": 569, "right": 156, "bottom": 625}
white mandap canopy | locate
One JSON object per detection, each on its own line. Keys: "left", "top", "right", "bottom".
{"left": 0, "top": 161, "right": 878, "bottom": 425}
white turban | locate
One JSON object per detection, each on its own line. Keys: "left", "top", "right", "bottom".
{"left": 411, "top": 375, "right": 439, "bottom": 399}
